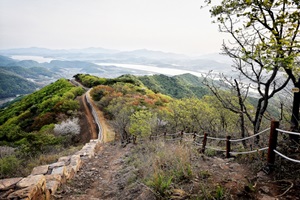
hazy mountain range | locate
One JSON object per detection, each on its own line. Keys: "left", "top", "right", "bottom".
{"left": 0, "top": 47, "right": 234, "bottom": 104}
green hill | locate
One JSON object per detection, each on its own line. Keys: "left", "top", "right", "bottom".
{"left": 137, "top": 73, "right": 209, "bottom": 99}
{"left": 0, "top": 69, "right": 39, "bottom": 98}
{"left": 0, "top": 78, "right": 84, "bottom": 142}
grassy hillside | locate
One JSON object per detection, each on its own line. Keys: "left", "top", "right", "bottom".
{"left": 0, "top": 69, "right": 39, "bottom": 98}
{"left": 138, "top": 73, "right": 209, "bottom": 99}
{"left": 0, "top": 78, "right": 84, "bottom": 142}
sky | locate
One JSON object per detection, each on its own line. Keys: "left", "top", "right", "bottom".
{"left": 0, "top": 0, "right": 228, "bottom": 56}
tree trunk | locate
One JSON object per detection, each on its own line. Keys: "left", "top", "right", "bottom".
{"left": 290, "top": 79, "right": 300, "bottom": 144}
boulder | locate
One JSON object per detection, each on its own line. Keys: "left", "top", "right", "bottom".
{"left": 7, "top": 185, "right": 46, "bottom": 200}
{"left": 16, "top": 175, "right": 46, "bottom": 189}
{"left": 0, "top": 177, "right": 22, "bottom": 190}
{"left": 31, "top": 165, "right": 49, "bottom": 175}
{"left": 49, "top": 161, "right": 65, "bottom": 169}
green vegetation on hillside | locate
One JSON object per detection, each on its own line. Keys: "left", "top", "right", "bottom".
{"left": 138, "top": 73, "right": 209, "bottom": 99}
{"left": 0, "top": 78, "right": 84, "bottom": 178}
{"left": 74, "top": 73, "right": 208, "bottom": 99}
{"left": 0, "top": 69, "right": 39, "bottom": 98}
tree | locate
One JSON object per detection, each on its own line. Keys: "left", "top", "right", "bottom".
{"left": 206, "top": 0, "right": 300, "bottom": 142}
{"left": 54, "top": 118, "right": 80, "bottom": 136}
{"left": 129, "top": 110, "right": 157, "bottom": 143}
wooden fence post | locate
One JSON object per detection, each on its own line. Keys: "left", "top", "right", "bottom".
{"left": 201, "top": 133, "right": 208, "bottom": 153}
{"left": 180, "top": 130, "right": 184, "bottom": 143}
{"left": 164, "top": 132, "right": 166, "bottom": 141}
{"left": 267, "top": 120, "right": 279, "bottom": 166}
{"left": 226, "top": 136, "right": 231, "bottom": 158}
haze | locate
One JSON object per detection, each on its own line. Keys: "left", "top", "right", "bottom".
{"left": 0, "top": 0, "right": 227, "bottom": 56}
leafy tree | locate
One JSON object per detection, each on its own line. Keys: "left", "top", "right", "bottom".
{"left": 129, "top": 110, "right": 157, "bottom": 143}
{"left": 206, "top": 0, "right": 300, "bottom": 142}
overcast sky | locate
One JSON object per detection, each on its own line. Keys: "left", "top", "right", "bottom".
{"left": 0, "top": 0, "right": 227, "bottom": 56}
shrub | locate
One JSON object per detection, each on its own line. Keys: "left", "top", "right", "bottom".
{"left": 0, "top": 155, "right": 22, "bottom": 178}
{"left": 146, "top": 172, "right": 173, "bottom": 198}
{"left": 54, "top": 118, "right": 80, "bottom": 136}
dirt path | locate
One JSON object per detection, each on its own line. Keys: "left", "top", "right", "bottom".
{"left": 55, "top": 143, "right": 130, "bottom": 200}
{"left": 80, "top": 93, "right": 98, "bottom": 140}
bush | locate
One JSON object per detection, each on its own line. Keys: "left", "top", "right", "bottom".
{"left": 146, "top": 172, "right": 173, "bottom": 198}
{"left": 0, "top": 155, "right": 22, "bottom": 178}
{"left": 54, "top": 118, "right": 80, "bottom": 136}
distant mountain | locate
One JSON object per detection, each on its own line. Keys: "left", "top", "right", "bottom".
{"left": 138, "top": 73, "right": 209, "bottom": 99}
{"left": 0, "top": 47, "right": 119, "bottom": 58}
{"left": 0, "top": 55, "right": 15, "bottom": 66}
{"left": 0, "top": 69, "right": 39, "bottom": 98}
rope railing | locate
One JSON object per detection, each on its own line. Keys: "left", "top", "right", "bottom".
{"left": 193, "top": 141, "right": 203, "bottom": 146}
{"left": 273, "top": 149, "right": 300, "bottom": 163}
{"left": 229, "top": 128, "right": 270, "bottom": 142}
{"left": 194, "top": 134, "right": 204, "bottom": 138}
{"left": 148, "top": 121, "right": 300, "bottom": 169}
{"left": 206, "top": 146, "right": 226, "bottom": 152}
{"left": 230, "top": 147, "right": 268, "bottom": 155}
{"left": 276, "top": 128, "right": 300, "bottom": 136}
{"left": 165, "top": 133, "right": 180, "bottom": 136}
{"left": 206, "top": 136, "right": 227, "bottom": 141}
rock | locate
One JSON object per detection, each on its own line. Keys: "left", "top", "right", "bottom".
{"left": 259, "top": 194, "right": 277, "bottom": 200}
{"left": 171, "top": 188, "right": 188, "bottom": 199}
{"left": 49, "top": 161, "right": 65, "bottom": 169}
{"left": 16, "top": 175, "right": 46, "bottom": 189}
{"left": 260, "top": 186, "right": 270, "bottom": 194}
{"left": 70, "top": 155, "right": 82, "bottom": 172}
{"left": 51, "top": 166, "right": 67, "bottom": 177}
{"left": 65, "top": 165, "right": 76, "bottom": 180}
{"left": 31, "top": 165, "right": 49, "bottom": 175}
{"left": 58, "top": 156, "right": 71, "bottom": 164}
{"left": 7, "top": 185, "right": 44, "bottom": 200}
{"left": 45, "top": 174, "right": 62, "bottom": 183}
{"left": 0, "top": 177, "right": 22, "bottom": 190}
{"left": 257, "top": 171, "right": 270, "bottom": 181}
{"left": 46, "top": 180, "right": 60, "bottom": 194}
{"left": 0, "top": 189, "right": 14, "bottom": 199}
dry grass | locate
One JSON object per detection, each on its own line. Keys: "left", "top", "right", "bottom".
{"left": 126, "top": 140, "right": 230, "bottom": 199}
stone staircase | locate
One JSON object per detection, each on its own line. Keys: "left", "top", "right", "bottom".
{"left": 0, "top": 139, "right": 100, "bottom": 200}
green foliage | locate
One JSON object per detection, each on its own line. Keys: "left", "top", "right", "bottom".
{"left": 129, "top": 110, "right": 156, "bottom": 138}
{"left": 0, "top": 69, "right": 38, "bottom": 98}
{"left": 0, "top": 155, "right": 22, "bottom": 178}
{"left": 0, "top": 78, "right": 83, "bottom": 146}
{"left": 146, "top": 172, "right": 173, "bottom": 198}
{"left": 138, "top": 73, "right": 209, "bottom": 99}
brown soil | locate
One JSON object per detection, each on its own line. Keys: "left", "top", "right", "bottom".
{"left": 78, "top": 93, "right": 98, "bottom": 141}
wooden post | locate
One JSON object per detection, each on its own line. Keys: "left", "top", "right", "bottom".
{"left": 267, "top": 120, "right": 279, "bottom": 166}
{"left": 164, "top": 132, "right": 166, "bottom": 141}
{"left": 201, "top": 133, "right": 208, "bottom": 153}
{"left": 226, "top": 136, "right": 231, "bottom": 158}
{"left": 180, "top": 130, "right": 184, "bottom": 143}
{"left": 193, "top": 131, "right": 196, "bottom": 141}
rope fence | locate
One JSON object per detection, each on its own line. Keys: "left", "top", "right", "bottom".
{"left": 230, "top": 147, "right": 269, "bottom": 155}
{"left": 273, "top": 150, "right": 300, "bottom": 164}
{"left": 276, "top": 128, "right": 300, "bottom": 136}
{"left": 229, "top": 128, "right": 270, "bottom": 142}
{"left": 149, "top": 121, "right": 300, "bottom": 168}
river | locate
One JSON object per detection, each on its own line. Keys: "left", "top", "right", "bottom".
{"left": 94, "top": 63, "right": 205, "bottom": 77}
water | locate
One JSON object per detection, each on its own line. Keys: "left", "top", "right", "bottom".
{"left": 95, "top": 63, "right": 205, "bottom": 77}
{"left": 10, "top": 55, "right": 55, "bottom": 63}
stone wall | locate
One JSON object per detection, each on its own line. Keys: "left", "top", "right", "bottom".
{"left": 0, "top": 139, "right": 100, "bottom": 200}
